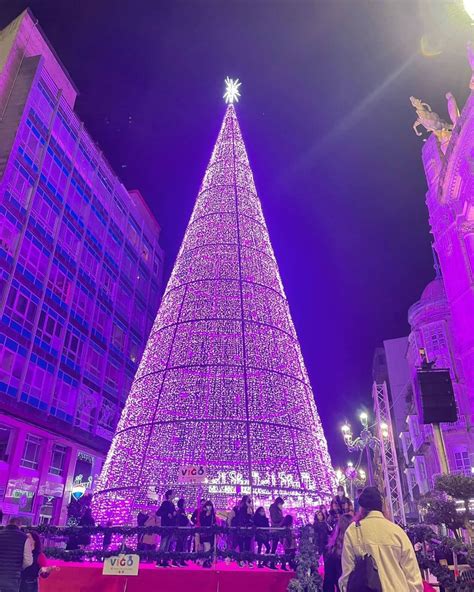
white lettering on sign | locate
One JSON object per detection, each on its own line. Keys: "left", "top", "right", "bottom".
{"left": 102, "top": 554, "right": 140, "bottom": 576}
{"left": 177, "top": 465, "right": 208, "bottom": 484}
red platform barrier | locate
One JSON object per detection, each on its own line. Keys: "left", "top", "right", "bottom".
{"left": 40, "top": 561, "right": 293, "bottom": 592}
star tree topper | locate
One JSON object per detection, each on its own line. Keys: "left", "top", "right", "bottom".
{"left": 224, "top": 77, "right": 241, "bottom": 104}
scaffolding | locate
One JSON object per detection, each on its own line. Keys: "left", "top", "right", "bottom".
{"left": 372, "top": 381, "right": 406, "bottom": 524}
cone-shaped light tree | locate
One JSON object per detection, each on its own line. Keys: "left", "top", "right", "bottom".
{"left": 93, "top": 80, "right": 335, "bottom": 524}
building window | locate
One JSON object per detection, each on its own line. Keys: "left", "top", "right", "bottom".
{"left": 0, "top": 346, "right": 24, "bottom": 391}
{"left": 105, "top": 361, "right": 120, "bottom": 389}
{"left": 81, "top": 247, "right": 99, "bottom": 280}
{"left": 0, "top": 425, "right": 13, "bottom": 462}
{"left": 0, "top": 218, "right": 20, "bottom": 256}
{"left": 72, "top": 284, "right": 92, "bottom": 319}
{"left": 18, "top": 237, "right": 49, "bottom": 284}
{"left": 128, "top": 340, "right": 140, "bottom": 364}
{"left": 127, "top": 222, "right": 139, "bottom": 248}
{"left": 454, "top": 450, "right": 471, "bottom": 475}
{"left": 63, "top": 329, "right": 83, "bottom": 363}
{"left": 20, "top": 434, "right": 42, "bottom": 470}
{"left": 111, "top": 323, "right": 125, "bottom": 350}
{"left": 5, "top": 286, "right": 38, "bottom": 333}
{"left": 32, "top": 191, "right": 58, "bottom": 234}
{"left": 86, "top": 347, "right": 102, "bottom": 378}
{"left": 52, "top": 380, "right": 76, "bottom": 415}
{"left": 48, "top": 263, "right": 72, "bottom": 304}
{"left": 23, "top": 364, "right": 51, "bottom": 406}
{"left": 100, "top": 268, "right": 116, "bottom": 299}
{"left": 49, "top": 444, "right": 68, "bottom": 476}
{"left": 37, "top": 309, "right": 63, "bottom": 349}
{"left": 92, "top": 306, "right": 110, "bottom": 337}
{"left": 59, "top": 222, "right": 79, "bottom": 257}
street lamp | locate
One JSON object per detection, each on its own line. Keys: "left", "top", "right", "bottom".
{"left": 335, "top": 462, "right": 367, "bottom": 500}
{"left": 341, "top": 413, "right": 380, "bottom": 486}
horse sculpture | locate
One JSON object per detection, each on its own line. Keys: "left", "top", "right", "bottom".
{"left": 410, "top": 96, "right": 452, "bottom": 139}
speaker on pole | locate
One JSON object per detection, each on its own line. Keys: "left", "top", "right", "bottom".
{"left": 417, "top": 369, "right": 457, "bottom": 424}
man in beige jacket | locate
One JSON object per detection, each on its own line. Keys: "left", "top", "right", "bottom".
{"left": 339, "top": 487, "right": 423, "bottom": 592}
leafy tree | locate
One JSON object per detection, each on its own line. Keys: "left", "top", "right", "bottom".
{"left": 419, "top": 490, "right": 464, "bottom": 537}
{"left": 435, "top": 474, "right": 474, "bottom": 540}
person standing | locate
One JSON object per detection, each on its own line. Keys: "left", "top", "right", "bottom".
{"left": 314, "top": 510, "right": 331, "bottom": 557}
{"left": 0, "top": 517, "right": 33, "bottom": 592}
{"left": 175, "top": 498, "right": 190, "bottom": 567}
{"left": 322, "top": 514, "right": 352, "bottom": 592}
{"left": 339, "top": 487, "right": 423, "bottom": 592}
{"left": 142, "top": 511, "right": 160, "bottom": 558}
{"left": 333, "top": 486, "right": 350, "bottom": 512}
{"left": 236, "top": 495, "right": 254, "bottom": 567}
{"left": 199, "top": 501, "right": 216, "bottom": 568}
{"left": 102, "top": 521, "right": 112, "bottom": 551}
{"left": 156, "top": 489, "right": 176, "bottom": 567}
{"left": 78, "top": 507, "right": 95, "bottom": 547}
{"left": 136, "top": 510, "right": 148, "bottom": 552}
{"left": 227, "top": 501, "right": 240, "bottom": 552}
{"left": 327, "top": 500, "right": 341, "bottom": 530}
{"left": 254, "top": 507, "right": 270, "bottom": 567}
{"left": 20, "top": 532, "right": 57, "bottom": 592}
{"left": 280, "top": 515, "right": 296, "bottom": 571}
{"left": 269, "top": 496, "right": 284, "bottom": 569}
{"left": 341, "top": 500, "right": 354, "bottom": 517}
{"left": 318, "top": 504, "right": 329, "bottom": 521}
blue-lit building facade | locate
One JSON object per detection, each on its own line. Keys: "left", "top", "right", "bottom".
{"left": 0, "top": 11, "right": 163, "bottom": 524}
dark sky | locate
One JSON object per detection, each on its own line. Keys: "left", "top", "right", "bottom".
{"left": 2, "top": 0, "right": 472, "bottom": 465}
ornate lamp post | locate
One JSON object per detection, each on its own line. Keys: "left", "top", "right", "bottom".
{"left": 341, "top": 412, "right": 380, "bottom": 486}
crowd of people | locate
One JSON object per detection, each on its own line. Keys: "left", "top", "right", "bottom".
{"left": 0, "top": 485, "right": 425, "bottom": 592}
{"left": 0, "top": 517, "right": 56, "bottom": 592}
{"left": 129, "top": 484, "right": 423, "bottom": 592}
{"left": 315, "top": 486, "right": 423, "bottom": 592}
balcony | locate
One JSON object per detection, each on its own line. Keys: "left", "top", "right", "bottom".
{"left": 407, "top": 415, "right": 426, "bottom": 453}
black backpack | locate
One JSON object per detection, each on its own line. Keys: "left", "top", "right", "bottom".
{"left": 347, "top": 522, "right": 382, "bottom": 592}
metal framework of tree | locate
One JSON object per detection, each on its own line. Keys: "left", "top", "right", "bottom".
{"left": 93, "top": 98, "right": 335, "bottom": 524}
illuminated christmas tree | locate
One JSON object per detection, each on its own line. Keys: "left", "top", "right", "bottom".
{"left": 93, "top": 79, "right": 335, "bottom": 523}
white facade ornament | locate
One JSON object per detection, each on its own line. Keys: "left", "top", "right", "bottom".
{"left": 445, "top": 92, "right": 460, "bottom": 125}
{"left": 467, "top": 41, "right": 474, "bottom": 90}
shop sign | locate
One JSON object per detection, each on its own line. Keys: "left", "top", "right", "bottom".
{"left": 5, "top": 477, "right": 39, "bottom": 512}
{"left": 178, "top": 465, "right": 207, "bottom": 484}
{"left": 6, "top": 477, "right": 39, "bottom": 498}
{"left": 71, "top": 482, "right": 86, "bottom": 501}
{"left": 38, "top": 481, "right": 64, "bottom": 497}
{"left": 103, "top": 554, "right": 140, "bottom": 576}
{"left": 72, "top": 452, "right": 94, "bottom": 495}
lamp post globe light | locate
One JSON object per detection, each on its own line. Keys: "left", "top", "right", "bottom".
{"left": 335, "top": 462, "right": 367, "bottom": 501}
{"left": 341, "top": 412, "right": 380, "bottom": 487}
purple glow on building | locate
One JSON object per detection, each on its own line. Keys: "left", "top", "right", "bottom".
{"left": 93, "top": 102, "right": 336, "bottom": 524}
{"left": 0, "top": 11, "right": 163, "bottom": 525}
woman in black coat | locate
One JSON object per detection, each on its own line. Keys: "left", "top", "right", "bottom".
{"left": 236, "top": 495, "right": 254, "bottom": 566}
{"left": 314, "top": 510, "right": 332, "bottom": 556}
{"left": 254, "top": 507, "right": 270, "bottom": 567}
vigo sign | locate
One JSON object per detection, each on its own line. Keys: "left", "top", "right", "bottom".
{"left": 177, "top": 465, "right": 208, "bottom": 484}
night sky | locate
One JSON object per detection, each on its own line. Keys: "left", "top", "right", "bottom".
{"left": 1, "top": 1, "right": 472, "bottom": 465}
